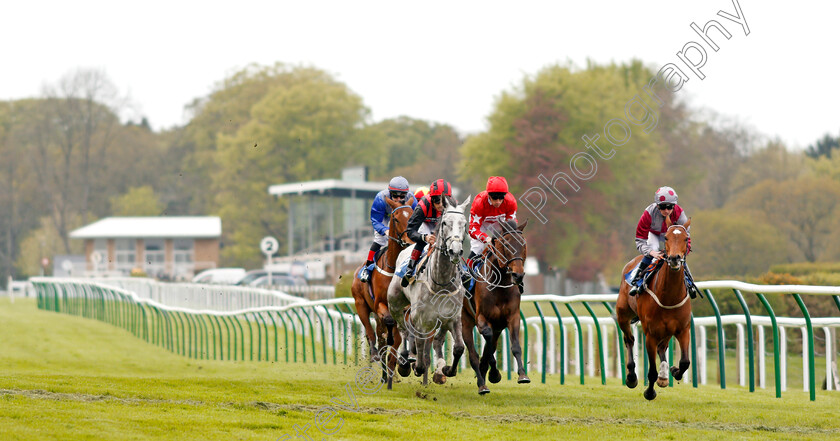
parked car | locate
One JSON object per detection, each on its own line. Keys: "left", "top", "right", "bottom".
{"left": 249, "top": 274, "right": 308, "bottom": 288}
{"left": 192, "top": 268, "right": 246, "bottom": 285}
{"left": 235, "top": 269, "right": 300, "bottom": 286}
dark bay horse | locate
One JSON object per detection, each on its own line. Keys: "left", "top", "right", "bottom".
{"left": 350, "top": 198, "right": 414, "bottom": 363}
{"left": 461, "top": 219, "right": 529, "bottom": 394}
{"left": 616, "top": 218, "right": 693, "bottom": 400}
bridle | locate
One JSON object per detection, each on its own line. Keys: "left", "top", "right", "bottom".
{"left": 663, "top": 225, "right": 689, "bottom": 271}
{"left": 480, "top": 229, "right": 526, "bottom": 290}
{"left": 386, "top": 205, "right": 414, "bottom": 248}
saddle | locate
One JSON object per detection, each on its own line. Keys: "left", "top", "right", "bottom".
{"left": 624, "top": 259, "right": 664, "bottom": 290}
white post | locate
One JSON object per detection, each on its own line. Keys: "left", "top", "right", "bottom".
{"left": 757, "top": 325, "right": 766, "bottom": 389}
{"left": 801, "top": 326, "right": 809, "bottom": 392}
{"left": 736, "top": 323, "right": 746, "bottom": 387}
{"left": 548, "top": 323, "right": 556, "bottom": 375}
{"left": 699, "top": 326, "right": 708, "bottom": 385}
{"left": 824, "top": 327, "right": 832, "bottom": 391}
{"left": 587, "top": 323, "right": 595, "bottom": 378}
{"left": 780, "top": 326, "right": 787, "bottom": 392}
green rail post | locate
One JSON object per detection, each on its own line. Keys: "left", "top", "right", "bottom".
{"left": 322, "top": 305, "right": 337, "bottom": 365}
{"left": 140, "top": 303, "right": 149, "bottom": 343}
{"left": 334, "top": 305, "right": 349, "bottom": 365}
{"left": 602, "top": 301, "right": 627, "bottom": 386}
{"left": 245, "top": 314, "right": 254, "bottom": 361}
{"left": 642, "top": 331, "right": 647, "bottom": 386}
{"left": 733, "top": 289, "right": 755, "bottom": 392}
{"left": 287, "top": 311, "right": 300, "bottom": 363}
{"left": 210, "top": 315, "right": 221, "bottom": 361}
{"left": 705, "top": 290, "right": 726, "bottom": 389}
{"left": 235, "top": 315, "right": 246, "bottom": 362}
{"left": 755, "top": 293, "right": 781, "bottom": 398}
{"left": 505, "top": 329, "right": 512, "bottom": 380}
{"left": 221, "top": 316, "right": 233, "bottom": 361}
{"left": 534, "top": 302, "right": 548, "bottom": 384}
{"left": 291, "top": 309, "right": 307, "bottom": 363}
{"left": 582, "top": 302, "right": 607, "bottom": 385}
{"left": 254, "top": 312, "right": 267, "bottom": 362}
{"left": 550, "top": 302, "right": 566, "bottom": 385}
{"left": 318, "top": 307, "right": 328, "bottom": 364}
{"left": 184, "top": 313, "right": 196, "bottom": 359}
{"left": 565, "top": 303, "right": 586, "bottom": 385}
{"left": 792, "top": 294, "right": 816, "bottom": 401}
{"left": 196, "top": 314, "right": 209, "bottom": 360}
{"left": 175, "top": 312, "right": 188, "bottom": 357}
{"left": 265, "top": 311, "right": 279, "bottom": 362}
{"left": 519, "top": 310, "right": 529, "bottom": 374}
{"left": 277, "top": 312, "right": 290, "bottom": 362}
{"left": 668, "top": 338, "right": 675, "bottom": 387}
{"left": 301, "top": 307, "right": 317, "bottom": 363}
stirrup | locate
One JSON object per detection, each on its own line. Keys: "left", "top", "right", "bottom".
{"left": 359, "top": 268, "right": 370, "bottom": 283}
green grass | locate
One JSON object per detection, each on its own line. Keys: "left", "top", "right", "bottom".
{"left": 2, "top": 298, "right": 840, "bottom": 440}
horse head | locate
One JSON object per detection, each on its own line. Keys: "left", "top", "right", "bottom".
{"left": 489, "top": 219, "right": 528, "bottom": 285}
{"left": 663, "top": 219, "right": 691, "bottom": 271}
{"left": 385, "top": 196, "right": 414, "bottom": 248}
{"left": 438, "top": 195, "right": 471, "bottom": 263}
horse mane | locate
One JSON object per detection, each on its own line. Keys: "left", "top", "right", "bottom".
{"left": 493, "top": 220, "right": 519, "bottom": 239}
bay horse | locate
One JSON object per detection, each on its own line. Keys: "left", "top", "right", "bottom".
{"left": 462, "top": 219, "right": 529, "bottom": 394}
{"left": 387, "top": 196, "right": 471, "bottom": 386}
{"left": 616, "top": 218, "right": 693, "bottom": 400}
{"left": 350, "top": 198, "right": 414, "bottom": 364}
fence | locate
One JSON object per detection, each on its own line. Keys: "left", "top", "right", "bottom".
{"left": 29, "top": 278, "right": 840, "bottom": 401}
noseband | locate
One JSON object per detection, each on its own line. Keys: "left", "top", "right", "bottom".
{"left": 387, "top": 205, "right": 414, "bottom": 248}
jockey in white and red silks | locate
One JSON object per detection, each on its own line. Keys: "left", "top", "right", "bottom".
{"left": 463, "top": 176, "right": 518, "bottom": 289}
{"left": 629, "top": 186, "right": 700, "bottom": 298}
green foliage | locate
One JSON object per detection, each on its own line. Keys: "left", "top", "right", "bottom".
{"left": 109, "top": 186, "right": 164, "bottom": 216}
{"left": 15, "top": 215, "right": 84, "bottom": 276}
{"left": 688, "top": 209, "right": 790, "bottom": 278}
{"left": 805, "top": 133, "right": 840, "bottom": 158}
{"left": 209, "top": 66, "right": 370, "bottom": 267}
{"left": 728, "top": 177, "right": 840, "bottom": 262}
{"left": 769, "top": 262, "right": 840, "bottom": 276}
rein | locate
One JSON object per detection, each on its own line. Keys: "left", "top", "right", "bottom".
{"left": 375, "top": 205, "right": 413, "bottom": 276}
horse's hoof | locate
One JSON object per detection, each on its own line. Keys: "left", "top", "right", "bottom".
{"left": 433, "top": 372, "right": 447, "bottom": 385}
{"left": 644, "top": 388, "right": 657, "bottom": 400}
{"left": 478, "top": 386, "right": 490, "bottom": 395}
{"left": 398, "top": 363, "right": 411, "bottom": 377}
{"left": 442, "top": 366, "right": 457, "bottom": 377}
{"left": 414, "top": 367, "right": 425, "bottom": 377}
{"left": 517, "top": 374, "right": 530, "bottom": 384}
{"left": 489, "top": 368, "right": 502, "bottom": 384}
{"left": 407, "top": 354, "right": 417, "bottom": 363}
{"left": 670, "top": 366, "right": 683, "bottom": 381}
{"left": 626, "top": 374, "right": 638, "bottom": 389}
{"left": 656, "top": 377, "right": 669, "bottom": 388}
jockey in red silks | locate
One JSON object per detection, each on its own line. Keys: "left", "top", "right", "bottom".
{"left": 628, "top": 186, "right": 700, "bottom": 298}
{"left": 413, "top": 186, "right": 429, "bottom": 201}
{"left": 400, "top": 179, "right": 456, "bottom": 287}
{"left": 359, "top": 176, "right": 417, "bottom": 283}
{"left": 463, "top": 176, "right": 518, "bottom": 289}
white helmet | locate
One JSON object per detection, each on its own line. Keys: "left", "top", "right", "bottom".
{"left": 654, "top": 186, "right": 678, "bottom": 204}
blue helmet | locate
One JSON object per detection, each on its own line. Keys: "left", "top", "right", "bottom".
{"left": 388, "top": 176, "right": 410, "bottom": 192}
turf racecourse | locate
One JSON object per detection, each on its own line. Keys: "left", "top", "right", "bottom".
{"left": 1, "top": 298, "right": 839, "bottom": 441}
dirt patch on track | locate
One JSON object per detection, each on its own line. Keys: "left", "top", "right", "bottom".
{"left": 449, "top": 411, "right": 840, "bottom": 436}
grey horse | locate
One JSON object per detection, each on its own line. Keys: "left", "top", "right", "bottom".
{"left": 387, "top": 196, "right": 471, "bottom": 385}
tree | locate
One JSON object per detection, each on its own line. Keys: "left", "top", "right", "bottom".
{"left": 687, "top": 209, "right": 791, "bottom": 277}
{"left": 210, "top": 67, "right": 370, "bottom": 267}
{"left": 15, "top": 215, "right": 83, "bottom": 277}
{"left": 805, "top": 133, "right": 840, "bottom": 159}
{"left": 728, "top": 177, "right": 840, "bottom": 262}
{"left": 110, "top": 186, "right": 164, "bottom": 216}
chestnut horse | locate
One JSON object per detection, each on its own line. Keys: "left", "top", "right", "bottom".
{"left": 462, "top": 219, "right": 529, "bottom": 394}
{"left": 350, "top": 198, "right": 414, "bottom": 364}
{"left": 616, "top": 218, "right": 692, "bottom": 400}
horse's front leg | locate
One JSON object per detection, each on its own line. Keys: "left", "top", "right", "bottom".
{"left": 671, "top": 325, "right": 691, "bottom": 382}
{"left": 432, "top": 329, "right": 448, "bottom": 385}
{"left": 353, "top": 292, "right": 379, "bottom": 362}
{"left": 643, "top": 335, "right": 659, "bottom": 400}
{"left": 443, "top": 316, "right": 465, "bottom": 378}
{"left": 617, "top": 310, "right": 638, "bottom": 388}
{"left": 507, "top": 313, "right": 530, "bottom": 384}
{"left": 462, "top": 311, "right": 486, "bottom": 394}
{"left": 656, "top": 340, "right": 670, "bottom": 388}
{"left": 480, "top": 330, "right": 503, "bottom": 385}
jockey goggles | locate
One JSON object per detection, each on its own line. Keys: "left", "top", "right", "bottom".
{"left": 658, "top": 203, "right": 675, "bottom": 210}
{"left": 431, "top": 195, "right": 442, "bottom": 204}
{"left": 390, "top": 191, "right": 407, "bottom": 200}
{"left": 489, "top": 192, "right": 506, "bottom": 201}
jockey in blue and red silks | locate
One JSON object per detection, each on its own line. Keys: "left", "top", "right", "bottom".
{"left": 629, "top": 186, "right": 701, "bottom": 298}
{"left": 400, "top": 179, "right": 456, "bottom": 287}
{"left": 359, "top": 176, "right": 417, "bottom": 283}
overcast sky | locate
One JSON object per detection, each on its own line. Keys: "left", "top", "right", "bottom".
{"left": 3, "top": 0, "right": 836, "bottom": 149}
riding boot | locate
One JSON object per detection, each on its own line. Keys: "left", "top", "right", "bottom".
{"left": 359, "top": 243, "right": 381, "bottom": 283}
{"left": 628, "top": 254, "right": 653, "bottom": 296}
{"left": 684, "top": 263, "right": 702, "bottom": 299}
{"left": 401, "top": 248, "right": 423, "bottom": 287}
